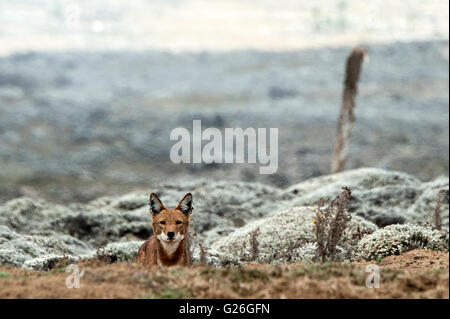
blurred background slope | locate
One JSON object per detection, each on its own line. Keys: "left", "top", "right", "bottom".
{"left": 1, "top": 0, "right": 448, "bottom": 53}
{"left": 0, "top": 0, "right": 448, "bottom": 203}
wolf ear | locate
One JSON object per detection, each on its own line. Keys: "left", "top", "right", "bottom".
{"left": 149, "top": 193, "right": 165, "bottom": 215}
{"left": 177, "top": 193, "right": 193, "bottom": 215}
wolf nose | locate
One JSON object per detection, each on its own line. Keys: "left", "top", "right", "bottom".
{"left": 167, "top": 232, "right": 175, "bottom": 239}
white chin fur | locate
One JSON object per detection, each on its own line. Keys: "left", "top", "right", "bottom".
{"left": 157, "top": 232, "right": 185, "bottom": 256}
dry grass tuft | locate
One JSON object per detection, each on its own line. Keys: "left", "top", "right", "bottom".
{"left": 433, "top": 189, "right": 446, "bottom": 231}
{"left": 95, "top": 231, "right": 110, "bottom": 264}
{"left": 198, "top": 242, "right": 209, "bottom": 264}
{"left": 249, "top": 227, "right": 261, "bottom": 262}
{"left": 314, "top": 187, "right": 352, "bottom": 262}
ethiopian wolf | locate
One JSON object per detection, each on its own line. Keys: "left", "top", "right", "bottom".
{"left": 136, "top": 193, "right": 193, "bottom": 267}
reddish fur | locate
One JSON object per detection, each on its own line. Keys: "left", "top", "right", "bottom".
{"left": 136, "top": 194, "right": 192, "bottom": 267}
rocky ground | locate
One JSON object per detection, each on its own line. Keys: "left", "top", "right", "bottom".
{"left": 0, "top": 168, "right": 448, "bottom": 271}
{"left": 0, "top": 167, "right": 448, "bottom": 298}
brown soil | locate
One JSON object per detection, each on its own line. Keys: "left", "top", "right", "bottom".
{"left": 0, "top": 249, "right": 448, "bottom": 299}
{"left": 357, "top": 249, "right": 449, "bottom": 274}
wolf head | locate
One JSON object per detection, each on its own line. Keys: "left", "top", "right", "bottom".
{"left": 149, "top": 193, "right": 193, "bottom": 245}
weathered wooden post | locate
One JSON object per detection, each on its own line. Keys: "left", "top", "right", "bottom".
{"left": 331, "top": 47, "right": 367, "bottom": 174}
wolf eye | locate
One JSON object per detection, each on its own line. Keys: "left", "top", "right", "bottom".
{"left": 176, "top": 220, "right": 182, "bottom": 225}
{"left": 159, "top": 221, "right": 166, "bottom": 225}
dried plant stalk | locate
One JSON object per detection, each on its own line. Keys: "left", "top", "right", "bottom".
{"left": 433, "top": 189, "right": 446, "bottom": 231}
{"left": 198, "top": 242, "right": 208, "bottom": 264}
{"left": 249, "top": 227, "right": 260, "bottom": 262}
{"left": 314, "top": 187, "right": 352, "bottom": 262}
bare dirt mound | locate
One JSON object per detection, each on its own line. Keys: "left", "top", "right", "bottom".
{"left": 0, "top": 249, "right": 447, "bottom": 299}
{"left": 358, "top": 249, "right": 449, "bottom": 274}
